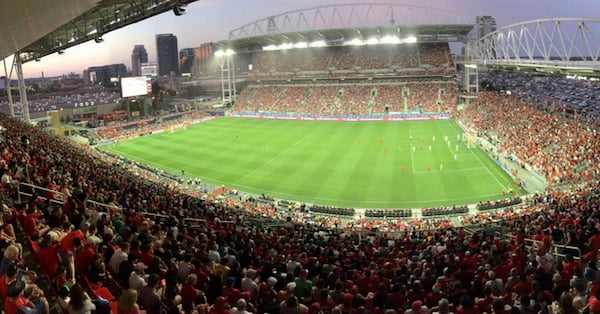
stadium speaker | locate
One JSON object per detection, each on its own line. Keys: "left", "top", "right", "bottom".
{"left": 173, "top": 4, "right": 186, "bottom": 16}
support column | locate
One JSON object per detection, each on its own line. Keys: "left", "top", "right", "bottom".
{"left": 3, "top": 58, "right": 15, "bottom": 117}
{"left": 15, "top": 55, "right": 31, "bottom": 121}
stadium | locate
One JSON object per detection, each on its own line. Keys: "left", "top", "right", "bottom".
{"left": 0, "top": 2, "right": 599, "bottom": 314}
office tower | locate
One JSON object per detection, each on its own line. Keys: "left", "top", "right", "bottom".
{"left": 156, "top": 34, "right": 179, "bottom": 76}
{"left": 131, "top": 45, "right": 148, "bottom": 76}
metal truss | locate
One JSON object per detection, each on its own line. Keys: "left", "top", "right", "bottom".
{"left": 19, "top": 0, "right": 199, "bottom": 63}
{"left": 228, "top": 3, "right": 469, "bottom": 40}
{"left": 471, "top": 18, "right": 600, "bottom": 70}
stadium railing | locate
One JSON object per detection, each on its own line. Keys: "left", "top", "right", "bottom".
{"left": 16, "top": 182, "right": 65, "bottom": 205}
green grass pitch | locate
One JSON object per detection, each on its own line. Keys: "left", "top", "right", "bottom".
{"left": 102, "top": 117, "right": 524, "bottom": 208}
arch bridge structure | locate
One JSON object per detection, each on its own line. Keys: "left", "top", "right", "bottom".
{"left": 469, "top": 18, "right": 600, "bottom": 76}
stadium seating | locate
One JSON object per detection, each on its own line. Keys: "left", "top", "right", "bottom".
{"left": 1, "top": 101, "right": 600, "bottom": 314}
{"left": 233, "top": 81, "right": 458, "bottom": 115}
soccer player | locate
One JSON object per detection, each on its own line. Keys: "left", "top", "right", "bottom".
{"left": 412, "top": 146, "right": 416, "bottom": 153}
{"left": 429, "top": 145, "right": 432, "bottom": 151}
{"left": 427, "top": 165, "right": 431, "bottom": 172}
{"left": 383, "top": 147, "right": 387, "bottom": 153}
{"left": 454, "top": 154, "right": 458, "bottom": 160}
{"left": 401, "top": 166, "right": 406, "bottom": 173}
{"left": 439, "top": 163, "right": 443, "bottom": 171}
{"left": 432, "top": 135, "right": 436, "bottom": 142}
{"left": 181, "top": 169, "right": 185, "bottom": 176}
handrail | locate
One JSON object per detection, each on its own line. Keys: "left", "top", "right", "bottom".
{"left": 552, "top": 244, "right": 581, "bottom": 260}
{"left": 85, "top": 199, "right": 121, "bottom": 212}
{"left": 16, "top": 188, "right": 65, "bottom": 205}
{"left": 20, "top": 182, "right": 65, "bottom": 197}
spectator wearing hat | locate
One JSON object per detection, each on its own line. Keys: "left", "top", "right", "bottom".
{"left": 210, "top": 296, "right": 231, "bottom": 314}
{"left": 129, "top": 262, "right": 148, "bottom": 292}
{"left": 293, "top": 269, "right": 312, "bottom": 299}
{"left": 258, "top": 276, "right": 278, "bottom": 314}
{"left": 589, "top": 296, "right": 600, "bottom": 314}
{"left": 406, "top": 300, "right": 427, "bottom": 314}
{"left": 4, "top": 280, "right": 49, "bottom": 314}
{"left": 241, "top": 268, "right": 259, "bottom": 296}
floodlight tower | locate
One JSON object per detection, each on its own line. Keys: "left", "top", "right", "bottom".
{"left": 215, "top": 49, "right": 236, "bottom": 106}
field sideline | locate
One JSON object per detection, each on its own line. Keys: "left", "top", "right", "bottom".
{"left": 102, "top": 117, "right": 523, "bottom": 208}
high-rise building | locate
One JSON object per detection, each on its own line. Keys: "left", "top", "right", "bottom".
{"left": 475, "top": 16, "right": 497, "bottom": 40}
{"left": 84, "top": 64, "right": 127, "bottom": 86}
{"left": 156, "top": 34, "right": 179, "bottom": 76}
{"left": 179, "top": 48, "right": 195, "bottom": 74}
{"left": 131, "top": 45, "right": 148, "bottom": 76}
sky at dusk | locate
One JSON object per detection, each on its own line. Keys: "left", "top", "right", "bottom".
{"left": 15, "top": 0, "right": 600, "bottom": 78}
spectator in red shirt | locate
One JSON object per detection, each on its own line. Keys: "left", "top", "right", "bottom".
{"left": 181, "top": 273, "right": 200, "bottom": 306}
{"left": 35, "top": 235, "right": 61, "bottom": 277}
{"left": 4, "top": 280, "right": 49, "bottom": 314}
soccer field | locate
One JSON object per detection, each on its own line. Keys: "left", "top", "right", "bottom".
{"left": 102, "top": 117, "right": 523, "bottom": 208}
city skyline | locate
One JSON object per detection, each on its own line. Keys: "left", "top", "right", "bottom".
{"left": 10, "top": 0, "right": 600, "bottom": 78}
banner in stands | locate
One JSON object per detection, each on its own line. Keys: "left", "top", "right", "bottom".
{"left": 228, "top": 113, "right": 450, "bottom": 122}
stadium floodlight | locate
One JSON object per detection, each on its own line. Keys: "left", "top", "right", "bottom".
{"left": 173, "top": 3, "right": 186, "bottom": 16}
{"left": 214, "top": 50, "right": 225, "bottom": 57}
{"left": 309, "top": 40, "right": 327, "bottom": 48}
{"left": 224, "top": 49, "right": 235, "bottom": 56}
{"left": 262, "top": 45, "right": 277, "bottom": 51}
{"left": 294, "top": 42, "right": 308, "bottom": 49}
{"left": 380, "top": 35, "right": 401, "bottom": 44}
{"left": 344, "top": 38, "right": 364, "bottom": 46}
{"left": 366, "top": 37, "right": 379, "bottom": 45}
{"left": 403, "top": 36, "right": 417, "bottom": 43}
{"left": 277, "top": 43, "right": 294, "bottom": 50}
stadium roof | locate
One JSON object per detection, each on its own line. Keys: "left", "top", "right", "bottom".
{"left": 0, "top": 0, "right": 199, "bottom": 63}
{"left": 0, "top": 0, "right": 98, "bottom": 61}
{"left": 216, "top": 24, "right": 474, "bottom": 52}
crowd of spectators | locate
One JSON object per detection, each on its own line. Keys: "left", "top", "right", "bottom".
{"left": 252, "top": 43, "right": 452, "bottom": 74}
{"left": 480, "top": 71, "right": 600, "bottom": 122}
{"left": 0, "top": 83, "right": 600, "bottom": 314}
{"left": 421, "top": 205, "right": 468, "bottom": 217}
{"left": 234, "top": 81, "right": 458, "bottom": 116}
{"left": 461, "top": 92, "right": 600, "bottom": 188}
{"left": 94, "top": 111, "right": 209, "bottom": 141}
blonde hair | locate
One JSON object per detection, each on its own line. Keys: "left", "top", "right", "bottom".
{"left": 4, "top": 245, "right": 19, "bottom": 260}
{"left": 117, "top": 289, "right": 138, "bottom": 313}
{"left": 187, "top": 273, "right": 198, "bottom": 285}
